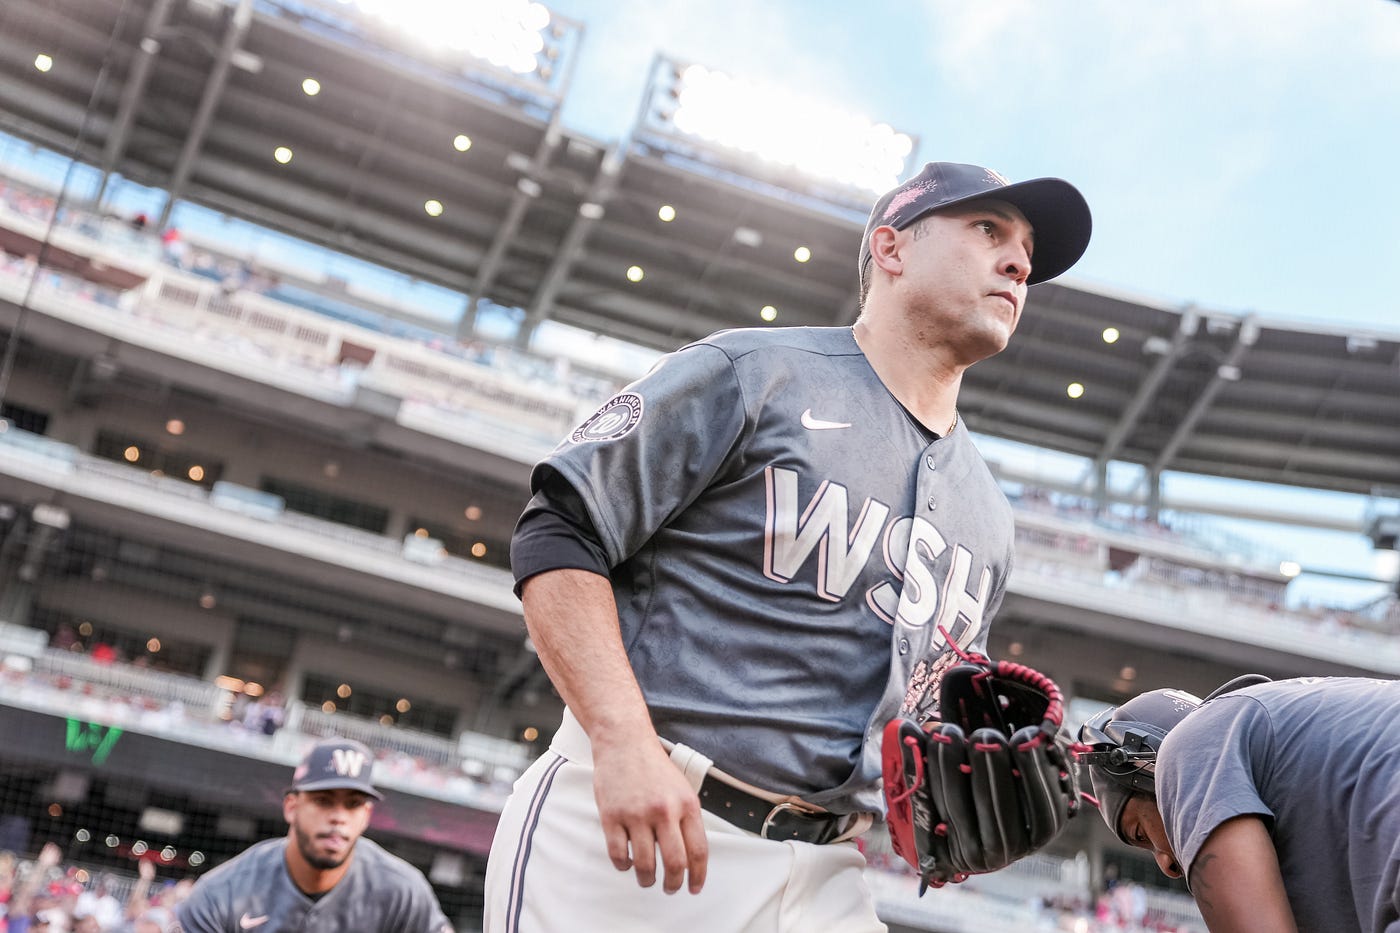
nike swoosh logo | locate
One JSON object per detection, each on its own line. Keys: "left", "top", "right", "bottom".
{"left": 801, "top": 409, "right": 851, "bottom": 431}
{"left": 240, "top": 916, "right": 270, "bottom": 929}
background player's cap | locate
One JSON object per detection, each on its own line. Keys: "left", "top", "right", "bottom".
{"left": 858, "top": 161, "right": 1092, "bottom": 288}
{"left": 287, "top": 737, "right": 383, "bottom": 799}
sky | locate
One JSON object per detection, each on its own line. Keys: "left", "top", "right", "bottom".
{"left": 542, "top": 0, "right": 1400, "bottom": 334}
{"left": 533, "top": 0, "right": 1400, "bottom": 604}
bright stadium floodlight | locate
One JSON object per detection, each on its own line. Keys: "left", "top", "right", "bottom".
{"left": 664, "top": 63, "right": 915, "bottom": 193}
{"left": 348, "top": 0, "right": 553, "bottom": 76}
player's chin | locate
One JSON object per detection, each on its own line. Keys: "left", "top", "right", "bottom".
{"left": 965, "top": 326, "right": 1013, "bottom": 363}
{"left": 305, "top": 847, "right": 352, "bottom": 871}
{"left": 305, "top": 837, "right": 355, "bottom": 870}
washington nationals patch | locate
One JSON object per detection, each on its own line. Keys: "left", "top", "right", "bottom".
{"left": 571, "top": 393, "right": 644, "bottom": 443}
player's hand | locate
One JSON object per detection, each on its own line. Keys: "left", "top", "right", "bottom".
{"left": 590, "top": 737, "right": 709, "bottom": 895}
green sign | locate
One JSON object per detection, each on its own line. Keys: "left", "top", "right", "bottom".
{"left": 65, "top": 719, "right": 123, "bottom": 766}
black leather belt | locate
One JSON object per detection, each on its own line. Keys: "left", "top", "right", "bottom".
{"left": 698, "top": 774, "right": 845, "bottom": 845}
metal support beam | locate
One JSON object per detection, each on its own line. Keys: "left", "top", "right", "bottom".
{"left": 156, "top": 0, "right": 254, "bottom": 230}
{"left": 514, "top": 144, "right": 625, "bottom": 348}
{"left": 456, "top": 131, "right": 560, "bottom": 340}
{"left": 457, "top": 37, "right": 586, "bottom": 340}
{"left": 94, "top": 0, "right": 177, "bottom": 207}
{"left": 1079, "top": 307, "right": 1199, "bottom": 491}
{"left": 1146, "top": 467, "right": 1162, "bottom": 522}
{"left": 1146, "top": 316, "right": 1259, "bottom": 482}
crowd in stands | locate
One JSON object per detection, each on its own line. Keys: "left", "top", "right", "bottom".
{"left": 0, "top": 845, "right": 186, "bottom": 933}
{"left": 863, "top": 849, "right": 1201, "bottom": 932}
{"left": 0, "top": 640, "right": 519, "bottom": 812}
{"left": 0, "top": 174, "right": 624, "bottom": 410}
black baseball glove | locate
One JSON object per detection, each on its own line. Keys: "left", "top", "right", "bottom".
{"left": 882, "top": 653, "right": 1080, "bottom": 891}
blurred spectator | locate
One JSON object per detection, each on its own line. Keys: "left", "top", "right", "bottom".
{"left": 160, "top": 228, "right": 188, "bottom": 268}
{"left": 240, "top": 691, "right": 285, "bottom": 737}
{"left": 128, "top": 908, "right": 173, "bottom": 933}
{"left": 73, "top": 876, "right": 119, "bottom": 928}
{"left": 4, "top": 842, "right": 62, "bottom": 932}
{"left": 50, "top": 626, "right": 79, "bottom": 653}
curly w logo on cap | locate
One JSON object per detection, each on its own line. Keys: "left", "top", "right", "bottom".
{"left": 286, "top": 738, "right": 383, "bottom": 799}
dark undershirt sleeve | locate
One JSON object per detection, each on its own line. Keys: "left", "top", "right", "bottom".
{"left": 509, "top": 466, "right": 610, "bottom": 597}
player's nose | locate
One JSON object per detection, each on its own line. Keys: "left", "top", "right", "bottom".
{"left": 999, "top": 244, "right": 1031, "bottom": 286}
{"left": 1154, "top": 849, "right": 1183, "bottom": 879}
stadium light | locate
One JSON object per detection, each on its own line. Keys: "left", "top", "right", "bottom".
{"left": 347, "top": 0, "right": 553, "bottom": 76}
{"left": 301, "top": 77, "right": 322, "bottom": 96}
{"left": 661, "top": 63, "right": 914, "bottom": 193}
{"left": 657, "top": 204, "right": 676, "bottom": 222}
{"left": 34, "top": 53, "right": 53, "bottom": 73}
{"left": 453, "top": 134, "right": 473, "bottom": 152}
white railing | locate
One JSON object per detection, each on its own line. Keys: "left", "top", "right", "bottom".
{"left": 0, "top": 423, "right": 521, "bottom": 610}
{"left": 35, "top": 650, "right": 230, "bottom": 715}
{"left": 0, "top": 650, "right": 528, "bottom": 808}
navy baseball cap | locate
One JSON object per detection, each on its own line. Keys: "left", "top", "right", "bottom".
{"left": 858, "top": 161, "right": 1092, "bottom": 288}
{"left": 287, "top": 738, "right": 383, "bottom": 799}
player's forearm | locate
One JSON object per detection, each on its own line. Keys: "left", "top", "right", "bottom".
{"left": 519, "top": 568, "right": 656, "bottom": 749}
{"left": 1188, "top": 816, "right": 1298, "bottom": 933}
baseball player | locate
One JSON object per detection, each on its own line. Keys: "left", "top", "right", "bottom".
{"left": 484, "top": 160, "right": 1092, "bottom": 933}
{"left": 1077, "top": 676, "right": 1400, "bottom": 933}
{"left": 174, "top": 738, "right": 453, "bottom": 933}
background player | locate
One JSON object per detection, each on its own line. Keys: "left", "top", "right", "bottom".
{"left": 484, "top": 161, "right": 1092, "bottom": 932}
{"left": 1077, "top": 675, "right": 1400, "bottom": 933}
{"left": 175, "top": 738, "right": 452, "bottom": 933}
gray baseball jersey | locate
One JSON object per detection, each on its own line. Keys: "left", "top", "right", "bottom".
{"left": 174, "top": 836, "right": 452, "bottom": 933}
{"left": 1156, "top": 677, "right": 1400, "bottom": 933}
{"left": 536, "top": 325, "right": 1015, "bottom": 814}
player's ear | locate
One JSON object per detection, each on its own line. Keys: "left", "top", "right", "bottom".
{"left": 867, "top": 225, "right": 904, "bottom": 279}
{"left": 282, "top": 791, "right": 299, "bottom": 822}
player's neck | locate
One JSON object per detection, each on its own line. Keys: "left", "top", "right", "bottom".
{"left": 284, "top": 838, "right": 352, "bottom": 895}
{"left": 852, "top": 320, "right": 962, "bottom": 435}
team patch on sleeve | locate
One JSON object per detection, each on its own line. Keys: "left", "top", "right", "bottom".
{"left": 570, "top": 393, "right": 644, "bottom": 443}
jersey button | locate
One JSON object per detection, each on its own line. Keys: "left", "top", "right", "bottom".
{"left": 897, "top": 637, "right": 910, "bottom": 655}
{"left": 925, "top": 455, "right": 936, "bottom": 470}
{"left": 926, "top": 497, "right": 937, "bottom": 511}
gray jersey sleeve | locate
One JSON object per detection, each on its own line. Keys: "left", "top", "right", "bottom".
{"left": 537, "top": 343, "right": 746, "bottom": 565}
{"left": 1156, "top": 695, "right": 1276, "bottom": 879}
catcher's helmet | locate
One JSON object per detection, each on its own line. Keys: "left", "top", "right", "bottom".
{"left": 1076, "top": 675, "right": 1270, "bottom": 842}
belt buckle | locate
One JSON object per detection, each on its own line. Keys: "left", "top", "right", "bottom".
{"left": 759, "top": 801, "right": 813, "bottom": 840}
